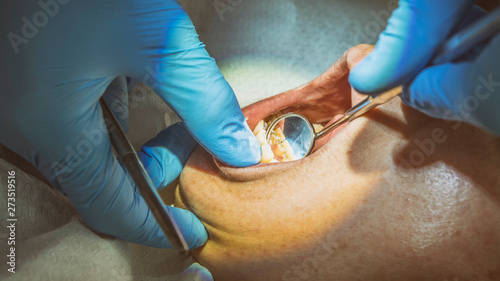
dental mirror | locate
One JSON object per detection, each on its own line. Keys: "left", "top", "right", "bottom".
{"left": 265, "top": 86, "right": 402, "bottom": 161}
{"left": 265, "top": 113, "right": 316, "bottom": 160}
{"left": 265, "top": 110, "right": 352, "bottom": 161}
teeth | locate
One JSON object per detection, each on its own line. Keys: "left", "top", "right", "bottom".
{"left": 273, "top": 145, "right": 286, "bottom": 157}
{"left": 274, "top": 127, "right": 285, "bottom": 140}
{"left": 281, "top": 140, "right": 297, "bottom": 161}
{"left": 252, "top": 119, "right": 298, "bottom": 163}
{"left": 255, "top": 130, "right": 267, "bottom": 145}
{"left": 260, "top": 142, "right": 274, "bottom": 163}
{"left": 253, "top": 120, "right": 264, "bottom": 134}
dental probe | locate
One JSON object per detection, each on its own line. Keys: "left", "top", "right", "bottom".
{"left": 99, "top": 98, "right": 190, "bottom": 256}
{"left": 266, "top": 7, "right": 500, "bottom": 159}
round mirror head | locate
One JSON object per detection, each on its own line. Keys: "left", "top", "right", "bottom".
{"left": 265, "top": 113, "right": 315, "bottom": 160}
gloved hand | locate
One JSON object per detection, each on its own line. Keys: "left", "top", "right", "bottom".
{"left": 0, "top": 0, "right": 260, "bottom": 249}
{"left": 349, "top": 0, "right": 500, "bottom": 135}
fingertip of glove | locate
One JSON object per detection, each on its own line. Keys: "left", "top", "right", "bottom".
{"left": 169, "top": 207, "right": 208, "bottom": 249}
{"left": 223, "top": 133, "right": 261, "bottom": 168}
{"left": 349, "top": 57, "right": 386, "bottom": 95}
{"left": 188, "top": 216, "right": 209, "bottom": 249}
{"left": 210, "top": 124, "right": 261, "bottom": 168}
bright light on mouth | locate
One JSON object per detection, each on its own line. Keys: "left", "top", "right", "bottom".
{"left": 211, "top": 54, "right": 354, "bottom": 176}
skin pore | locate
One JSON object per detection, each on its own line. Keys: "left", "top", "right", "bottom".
{"left": 174, "top": 45, "right": 500, "bottom": 281}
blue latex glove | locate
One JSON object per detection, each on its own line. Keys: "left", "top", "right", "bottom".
{"left": 0, "top": 0, "right": 260, "bottom": 249}
{"left": 349, "top": 0, "right": 500, "bottom": 135}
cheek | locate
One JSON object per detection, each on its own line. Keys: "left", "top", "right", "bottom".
{"left": 182, "top": 146, "right": 384, "bottom": 243}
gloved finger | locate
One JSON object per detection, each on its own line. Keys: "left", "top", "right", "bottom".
{"left": 349, "top": 0, "right": 475, "bottom": 94}
{"left": 165, "top": 205, "right": 208, "bottom": 249}
{"left": 402, "top": 33, "right": 500, "bottom": 135}
{"left": 138, "top": 122, "right": 198, "bottom": 189}
{"left": 126, "top": 1, "right": 261, "bottom": 168}
{"left": 3, "top": 80, "right": 206, "bottom": 248}
{"left": 102, "top": 76, "right": 129, "bottom": 133}
{"left": 67, "top": 101, "right": 206, "bottom": 249}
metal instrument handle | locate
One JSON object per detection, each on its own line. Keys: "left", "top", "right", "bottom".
{"left": 100, "top": 98, "right": 190, "bottom": 256}
{"left": 347, "top": 86, "right": 403, "bottom": 121}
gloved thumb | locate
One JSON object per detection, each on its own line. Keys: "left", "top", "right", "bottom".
{"left": 349, "top": 0, "right": 474, "bottom": 95}
{"left": 166, "top": 206, "right": 208, "bottom": 249}
{"left": 138, "top": 122, "right": 198, "bottom": 189}
{"left": 402, "top": 34, "right": 500, "bottom": 135}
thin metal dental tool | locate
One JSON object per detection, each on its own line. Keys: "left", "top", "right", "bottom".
{"left": 266, "top": 7, "right": 500, "bottom": 160}
{"left": 99, "top": 98, "right": 190, "bottom": 256}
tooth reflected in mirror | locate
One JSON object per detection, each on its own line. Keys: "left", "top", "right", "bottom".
{"left": 252, "top": 114, "right": 324, "bottom": 163}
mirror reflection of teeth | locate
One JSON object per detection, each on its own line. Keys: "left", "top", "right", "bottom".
{"left": 252, "top": 119, "right": 298, "bottom": 163}
{"left": 252, "top": 114, "right": 327, "bottom": 163}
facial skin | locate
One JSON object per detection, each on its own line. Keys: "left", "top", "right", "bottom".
{"left": 174, "top": 45, "right": 500, "bottom": 281}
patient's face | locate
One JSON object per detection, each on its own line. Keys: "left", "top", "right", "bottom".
{"left": 175, "top": 45, "right": 500, "bottom": 281}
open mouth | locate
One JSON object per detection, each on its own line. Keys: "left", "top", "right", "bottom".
{"left": 214, "top": 78, "right": 355, "bottom": 181}
{"left": 205, "top": 44, "right": 379, "bottom": 182}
